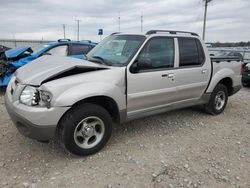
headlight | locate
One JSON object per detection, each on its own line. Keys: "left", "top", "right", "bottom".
{"left": 40, "top": 90, "right": 52, "bottom": 108}
{"left": 20, "top": 86, "right": 52, "bottom": 108}
{"left": 20, "top": 86, "right": 40, "bottom": 106}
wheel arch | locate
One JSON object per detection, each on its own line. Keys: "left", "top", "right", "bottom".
{"left": 206, "top": 68, "right": 234, "bottom": 96}
{"left": 217, "top": 77, "right": 233, "bottom": 96}
{"left": 56, "top": 95, "right": 122, "bottom": 139}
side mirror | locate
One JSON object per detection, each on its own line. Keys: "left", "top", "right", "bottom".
{"left": 130, "top": 58, "right": 152, "bottom": 73}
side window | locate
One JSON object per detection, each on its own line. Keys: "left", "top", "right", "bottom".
{"left": 47, "top": 45, "right": 68, "bottom": 56}
{"left": 137, "top": 37, "right": 174, "bottom": 70}
{"left": 70, "top": 44, "right": 91, "bottom": 55}
{"left": 178, "top": 38, "right": 204, "bottom": 67}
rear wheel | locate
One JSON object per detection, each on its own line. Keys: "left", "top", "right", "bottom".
{"left": 205, "top": 84, "right": 228, "bottom": 115}
{"left": 59, "top": 103, "right": 113, "bottom": 156}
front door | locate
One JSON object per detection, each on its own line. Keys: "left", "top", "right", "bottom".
{"left": 127, "top": 37, "right": 178, "bottom": 117}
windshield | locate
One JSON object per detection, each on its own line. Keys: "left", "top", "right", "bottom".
{"left": 86, "top": 35, "right": 146, "bottom": 66}
{"left": 32, "top": 44, "right": 49, "bottom": 55}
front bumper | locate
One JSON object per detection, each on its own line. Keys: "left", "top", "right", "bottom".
{"left": 4, "top": 85, "right": 70, "bottom": 141}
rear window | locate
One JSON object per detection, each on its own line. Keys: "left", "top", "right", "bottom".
{"left": 178, "top": 38, "right": 205, "bottom": 67}
{"left": 70, "top": 44, "right": 92, "bottom": 55}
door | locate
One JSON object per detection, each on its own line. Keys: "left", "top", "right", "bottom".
{"left": 45, "top": 45, "right": 69, "bottom": 56}
{"left": 174, "top": 37, "right": 211, "bottom": 101}
{"left": 127, "top": 37, "right": 178, "bottom": 116}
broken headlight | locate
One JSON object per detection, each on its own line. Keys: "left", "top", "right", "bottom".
{"left": 20, "top": 86, "right": 52, "bottom": 108}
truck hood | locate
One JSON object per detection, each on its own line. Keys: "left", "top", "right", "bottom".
{"left": 5, "top": 46, "right": 33, "bottom": 59}
{"left": 16, "top": 55, "right": 109, "bottom": 85}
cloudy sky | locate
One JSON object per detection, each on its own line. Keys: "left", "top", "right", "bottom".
{"left": 0, "top": 0, "right": 249, "bottom": 42}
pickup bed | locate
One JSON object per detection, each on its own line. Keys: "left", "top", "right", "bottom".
{"left": 5, "top": 30, "right": 242, "bottom": 156}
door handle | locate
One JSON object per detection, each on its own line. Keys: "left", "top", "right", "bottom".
{"left": 162, "top": 73, "right": 174, "bottom": 78}
{"left": 201, "top": 69, "right": 207, "bottom": 74}
{"left": 167, "top": 73, "right": 175, "bottom": 78}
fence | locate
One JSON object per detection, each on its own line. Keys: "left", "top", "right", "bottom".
{"left": 0, "top": 39, "right": 54, "bottom": 49}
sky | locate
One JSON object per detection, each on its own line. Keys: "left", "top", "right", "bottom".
{"left": 0, "top": 0, "right": 249, "bottom": 42}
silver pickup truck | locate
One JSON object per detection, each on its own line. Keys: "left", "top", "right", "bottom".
{"left": 5, "top": 30, "right": 242, "bottom": 156}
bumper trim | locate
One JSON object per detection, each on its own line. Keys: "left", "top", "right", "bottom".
{"left": 5, "top": 95, "right": 57, "bottom": 141}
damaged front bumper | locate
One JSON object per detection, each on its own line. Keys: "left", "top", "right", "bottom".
{"left": 4, "top": 79, "right": 70, "bottom": 141}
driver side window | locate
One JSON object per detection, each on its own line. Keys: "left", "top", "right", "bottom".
{"left": 46, "top": 45, "right": 68, "bottom": 56}
{"left": 138, "top": 37, "right": 174, "bottom": 70}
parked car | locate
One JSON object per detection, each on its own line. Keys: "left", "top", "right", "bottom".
{"left": 0, "top": 39, "right": 97, "bottom": 87}
{"left": 218, "top": 51, "right": 243, "bottom": 59}
{"left": 242, "top": 63, "right": 250, "bottom": 86}
{"left": 5, "top": 30, "right": 242, "bottom": 156}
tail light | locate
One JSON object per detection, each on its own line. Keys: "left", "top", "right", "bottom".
{"left": 240, "top": 62, "right": 244, "bottom": 75}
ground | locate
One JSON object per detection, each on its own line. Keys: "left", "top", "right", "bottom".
{"left": 0, "top": 88, "right": 249, "bottom": 188}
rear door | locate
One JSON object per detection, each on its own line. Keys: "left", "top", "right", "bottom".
{"left": 45, "top": 45, "right": 69, "bottom": 56}
{"left": 127, "top": 37, "right": 178, "bottom": 116}
{"left": 174, "top": 37, "right": 211, "bottom": 101}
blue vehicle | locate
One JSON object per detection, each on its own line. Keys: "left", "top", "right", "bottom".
{"left": 0, "top": 39, "right": 97, "bottom": 87}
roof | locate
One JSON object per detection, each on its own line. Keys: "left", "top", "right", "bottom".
{"left": 47, "top": 40, "right": 97, "bottom": 46}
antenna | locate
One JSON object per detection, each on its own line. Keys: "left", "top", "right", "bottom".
{"left": 62, "top": 24, "right": 66, "bottom": 39}
{"left": 76, "top": 19, "right": 81, "bottom": 41}
{"left": 202, "top": 0, "right": 213, "bottom": 41}
{"left": 141, "top": 10, "right": 143, "bottom": 33}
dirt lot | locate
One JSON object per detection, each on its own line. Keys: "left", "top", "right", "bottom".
{"left": 0, "top": 88, "right": 249, "bottom": 188}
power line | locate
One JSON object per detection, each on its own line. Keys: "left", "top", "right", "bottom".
{"left": 202, "top": 0, "right": 213, "bottom": 41}
{"left": 76, "top": 19, "right": 81, "bottom": 41}
{"left": 62, "top": 24, "right": 66, "bottom": 39}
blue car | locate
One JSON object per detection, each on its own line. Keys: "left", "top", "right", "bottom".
{"left": 0, "top": 39, "right": 97, "bottom": 87}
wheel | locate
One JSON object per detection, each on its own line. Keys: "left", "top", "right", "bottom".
{"left": 205, "top": 84, "right": 228, "bottom": 115}
{"left": 59, "top": 103, "right": 113, "bottom": 156}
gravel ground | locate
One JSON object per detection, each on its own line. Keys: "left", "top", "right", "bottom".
{"left": 0, "top": 88, "right": 249, "bottom": 188}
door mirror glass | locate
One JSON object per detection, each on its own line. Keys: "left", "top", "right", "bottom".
{"left": 130, "top": 58, "right": 152, "bottom": 73}
{"left": 137, "top": 58, "right": 152, "bottom": 69}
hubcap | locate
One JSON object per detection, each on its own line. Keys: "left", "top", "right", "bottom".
{"left": 214, "top": 91, "right": 226, "bottom": 111}
{"left": 74, "top": 116, "right": 105, "bottom": 149}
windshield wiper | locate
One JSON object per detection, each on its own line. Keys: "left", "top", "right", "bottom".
{"left": 89, "top": 56, "right": 112, "bottom": 66}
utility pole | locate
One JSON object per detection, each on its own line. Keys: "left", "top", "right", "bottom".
{"left": 62, "top": 24, "right": 66, "bottom": 39}
{"left": 202, "top": 0, "right": 212, "bottom": 41}
{"left": 76, "top": 19, "right": 80, "bottom": 41}
{"left": 118, "top": 12, "right": 121, "bottom": 32}
{"left": 141, "top": 11, "right": 143, "bottom": 33}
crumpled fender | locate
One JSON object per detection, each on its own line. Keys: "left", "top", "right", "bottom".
{"left": 5, "top": 46, "right": 32, "bottom": 59}
{"left": 10, "top": 56, "right": 35, "bottom": 69}
{"left": 0, "top": 73, "right": 13, "bottom": 87}
{"left": 42, "top": 82, "right": 126, "bottom": 111}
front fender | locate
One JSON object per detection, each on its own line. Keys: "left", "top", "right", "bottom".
{"left": 50, "top": 82, "right": 126, "bottom": 111}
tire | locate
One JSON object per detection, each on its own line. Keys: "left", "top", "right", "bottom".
{"left": 59, "top": 103, "right": 113, "bottom": 156}
{"left": 242, "top": 82, "right": 250, "bottom": 87}
{"left": 205, "top": 84, "right": 228, "bottom": 115}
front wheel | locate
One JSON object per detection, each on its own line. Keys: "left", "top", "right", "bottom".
{"left": 59, "top": 103, "right": 113, "bottom": 156}
{"left": 205, "top": 84, "right": 228, "bottom": 115}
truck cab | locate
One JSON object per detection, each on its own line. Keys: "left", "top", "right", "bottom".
{"left": 5, "top": 30, "right": 242, "bottom": 156}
